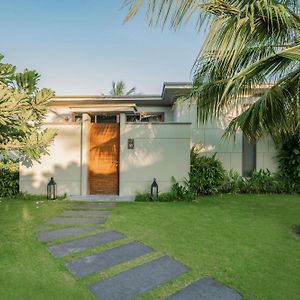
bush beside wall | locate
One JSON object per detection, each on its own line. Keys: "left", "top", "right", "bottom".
{"left": 0, "top": 160, "right": 19, "bottom": 197}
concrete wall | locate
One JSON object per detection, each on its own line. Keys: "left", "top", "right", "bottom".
{"left": 174, "top": 102, "right": 278, "bottom": 174}
{"left": 119, "top": 114, "right": 191, "bottom": 195}
{"left": 19, "top": 123, "right": 83, "bottom": 196}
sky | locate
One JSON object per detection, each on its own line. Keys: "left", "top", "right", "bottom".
{"left": 0, "top": 0, "right": 204, "bottom": 95}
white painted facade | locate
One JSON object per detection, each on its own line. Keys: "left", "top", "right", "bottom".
{"left": 19, "top": 83, "right": 278, "bottom": 197}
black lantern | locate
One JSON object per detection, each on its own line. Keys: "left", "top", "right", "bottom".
{"left": 47, "top": 177, "right": 57, "bottom": 200}
{"left": 151, "top": 178, "right": 158, "bottom": 198}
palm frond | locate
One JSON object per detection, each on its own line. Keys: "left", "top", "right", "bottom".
{"left": 224, "top": 67, "right": 300, "bottom": 142}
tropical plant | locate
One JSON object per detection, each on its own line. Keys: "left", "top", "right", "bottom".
{"left": 0, "top": 54, "right": 56, "bottom": 164}
{"left": 189, "top": 151, "right": 225, "bottom": 195}
{"left": 124, "top": 0, "right": 300, "bottom": 143}
{"left": 0, "top": 159, "right": 19, "bottom": 197}
{"left": 277, "top": 133, "right": 300, "bottom": 187}
{"left": 110, "top": 80, "right": 136, "bottom": 96}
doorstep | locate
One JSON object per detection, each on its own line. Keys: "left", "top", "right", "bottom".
{"left": 65, "top": 194, "right": 135, "bottom": 202}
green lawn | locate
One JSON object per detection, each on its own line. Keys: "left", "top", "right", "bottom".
{"left": 1, "top": 194, "right": 300, "bottom": 300}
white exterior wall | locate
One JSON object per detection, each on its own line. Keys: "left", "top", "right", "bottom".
{"left": 119, "top": 115, "right": 191, "bottom": 195}
{"left": 174, "top": 102, "right": 277, "bottom": 174}
{"left": 19, "top": 123, "right": 83, "bottom": 196}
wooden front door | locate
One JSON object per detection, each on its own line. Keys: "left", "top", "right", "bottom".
{"left": 88, "top": 123, "right": 120, "bottom": 194}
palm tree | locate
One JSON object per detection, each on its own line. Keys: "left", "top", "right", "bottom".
{"left": 124, "top": 0, "right": 300, "bottom": 143}
{"left": 110, "top": 80, "right": 136, "bottom": 96}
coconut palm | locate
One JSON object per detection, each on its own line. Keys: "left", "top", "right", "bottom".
{"left": 124, "top": 0, "right": 300, "bottom": 143}
{"left": 110, "top": 80, "right": 136, "bottom": 96}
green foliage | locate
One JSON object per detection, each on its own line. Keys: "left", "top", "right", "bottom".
{"left": 221, "top": 168, "right": 300, "bottom": 194}
{"left": 125, "top": 0, "right": 300, "bottom": 144}
{"left": 221, "top": 169, "right": 245, "bottom": 194}
{"left": 135, "top": 177, "right": 194, "bottom": 202}
{"left": 0, "top": 159, "right": 19, "bottom": 197}
{"left": 189, "top": 152, "right": 225, "bottom": 195}
{"left": 0, "top": 55, "right": 56, "bottom": 162}
{"left": 277, "top": 134, "right": 300, "bottom": 188}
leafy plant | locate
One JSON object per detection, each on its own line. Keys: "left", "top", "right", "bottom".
{"left": 221, "top": 169, "right": 244, "bottom": 194}
{"left": 188, "top": 151, "right": 225, "bottom": 195}
{"left": 277, "top": 134, "right": 300, "bottom": 188}
{"left": 0, "top": 159, "right": 19, "bottom": 197}
{"left": 0, "top": 54, "right": 56, "bottom": 163}
{"left": 135, "top": 177, "right": 194, "bottom": 202}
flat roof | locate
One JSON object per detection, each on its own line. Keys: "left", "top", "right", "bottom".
{"left": 51, "top": 82, "right": 193, "bottom": 107}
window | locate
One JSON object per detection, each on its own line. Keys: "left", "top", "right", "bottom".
{"left": 126, "top": 112, "right": 164, "bottom": 123}
{"left": 73, "top": 114, "right": 82, "bottom": 122}
{"left": 90, "top": 114, "right": 118, "bottom": 123}
{"left": 242, "top": 134, "right": 256, "bottom": 176}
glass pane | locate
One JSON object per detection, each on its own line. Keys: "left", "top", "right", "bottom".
{"left": 140, "top": 113, "right": 164, "bottom": 122}
{"left": 96, "top": 114, "right": 117, "bottom": 123}
{"left": 126, "top": 114, "right": 139, "bottom": 122}
{"left": 242, "top": 135, "right": 256, "bottom": 176}
{"left": 90, "top": 114, "right": 118, "bottom": 123}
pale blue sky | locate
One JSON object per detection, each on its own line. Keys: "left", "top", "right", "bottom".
{"left": 1, "top": 0, "right": 204, "bottom": 95}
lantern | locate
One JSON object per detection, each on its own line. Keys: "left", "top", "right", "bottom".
{"left": 151, "top": 178, "right": 158, "bottom": 198}
{"left": 47, "top": 177, "right": 57, "bottom": 200}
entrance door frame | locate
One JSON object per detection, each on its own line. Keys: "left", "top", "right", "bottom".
{"left": 87, "top": 113, "right": 120, "bottom": 195}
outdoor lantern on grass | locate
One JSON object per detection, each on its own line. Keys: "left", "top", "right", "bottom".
{"left": 47, "top": 177, "right": 57, "bottom": 200}
{"left": 151, "top": 178, "right": 158, "bottom": 198}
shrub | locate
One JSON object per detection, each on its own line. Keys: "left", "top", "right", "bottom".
{"left": 0, "top": 159, "right": 19, "bottom": 197}
{"left": 221, "top": 169, "right": 244, "bottom": 194}
{"left": 188, "top": 152, "right": 225, "bottom": 195}
{"left": 246, "top": 169, "right": 279, "bottom": 193}
{"left": 277, "top": 134, "right": 300, "bottom": 190}
{"left": 135, "top": 177, "right": 194, "bottom": 202}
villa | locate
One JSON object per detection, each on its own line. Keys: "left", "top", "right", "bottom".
{"left": 20, "top": 82, "right": 277, "bottom": 198}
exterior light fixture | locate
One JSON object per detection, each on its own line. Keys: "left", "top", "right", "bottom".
{"left": 47, "top": 177, "right": 57, "bottom": 200}
{"left": 151, "top": 178, "right": 158, "bottom": 198}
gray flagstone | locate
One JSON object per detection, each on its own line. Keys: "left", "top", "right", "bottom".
{"left": 36, "top": 226, "right": 98, "bottom": 242}
{"left": 61, "top": 210, "right": 111, "bottom": 217}
{"left": 66, "top": 241, "right": 152, "bottom": 278}
{"left": 47, "top": 217, "right": 106, "bottom": 225}
{"left": 48, "top": 231, "right": 124, "bottom": 257}
{"left": 166, "top": 278, "right": 242, "bottom": 300}
{"left": 72, "top": 203, "right": 116, "bottom": 209}
{"left": 89, "top": 256, "right": 188, "bottom": 300}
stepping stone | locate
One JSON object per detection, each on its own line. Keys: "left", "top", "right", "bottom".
{"left": 72, "top": 203, "right": 116, "bottom": 209}
{"left": 61, "top": 210, "right": 111, "bottom": 217}
{"left": 35, "top": 225, "right": 53, "bottom": 232}
{"left": 166, "top": 278, "right": 242, "bottom": 300}
{"left": 36, "top": 226, "right": 98, "bottom": 242}
{"left": 66, "top": 241, "right": 152, "bottom": 278}
{"left": 89, "top": 256, "right": 188, "bottom": 300}
{"left": 48, "top": 231, "right": 124, "bottom": 257}
{"left": 47, "top": 217, "right": 105, "bottom": 225}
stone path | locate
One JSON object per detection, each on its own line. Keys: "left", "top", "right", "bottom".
{"left": 61, "top": 210, "right": 112, "bottom": 217}
{"left": 36, "top": 202, "right": 242, "bottom": 299}
{"left": 48, "top": 217, "right": 106, "bottom": 224}
{"left": 166, "top": 278, "right": 242, "bottom": 300}
{"left": 89, "top": 256, "right": 188, "bottom": 300}
{"left": 37, "top": 226, "right": 98, "bottom": 242}
{"left": 66, "top": 241, "right": 152, "bottom": 278}
{"left": 48, "top": 231, "right": 124, "bottom": 257}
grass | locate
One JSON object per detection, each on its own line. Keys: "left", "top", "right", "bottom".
{"left": 0, "top": 194, "right": 300, "bottom": 299}
{"left": 0, "top": 195, "right": 94, "bottom": 300}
